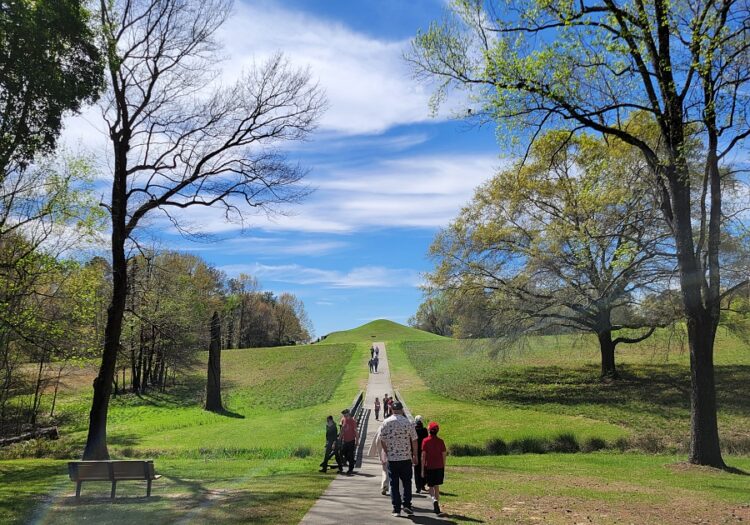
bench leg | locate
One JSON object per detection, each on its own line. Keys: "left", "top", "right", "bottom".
{"left": 147, "top": 479, "right": 152, "bottom": 497}
{"left": 76, "top": 481, "right": 82, "bottom": 499}
{"left": 110, "top": 480, "right": 116, "bottom": 500}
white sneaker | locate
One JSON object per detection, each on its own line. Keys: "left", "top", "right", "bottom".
{"left": 392, "top": 510, "right": 401, "bottom": 517}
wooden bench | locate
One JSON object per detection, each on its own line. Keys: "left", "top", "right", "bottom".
{"left": 68, "top": 460, "right": 161, "bottom": 499}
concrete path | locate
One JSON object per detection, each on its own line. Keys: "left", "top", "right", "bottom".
{"left": 300, "top": 343, "right": 454, "bottom": 525}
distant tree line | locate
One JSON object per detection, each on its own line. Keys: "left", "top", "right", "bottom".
{"left": 0, "top": 243, "right": 312, "bottom": 436}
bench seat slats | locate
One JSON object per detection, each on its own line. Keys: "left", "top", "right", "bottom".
{"left": 68, "top": 460, "right": 159, "bottom": 499}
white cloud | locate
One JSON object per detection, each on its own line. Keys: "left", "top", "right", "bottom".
{"left": 220, "top": 263, "right": 421, "bottom": 289}
{"left": 147, "top": 152, "right": 500, "bottom": 234}
{"left": 218, "top": 1, "right": 440, "bottom": 135}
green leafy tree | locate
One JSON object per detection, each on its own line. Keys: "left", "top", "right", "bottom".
{"left": 409, "top": 0, "right": 750, "bottom": 467}
{"left": 428, "top": 131, "right": 673, "bottom": 378}
{"left": 0, "top": 0, "right": 102, "bottom": 173}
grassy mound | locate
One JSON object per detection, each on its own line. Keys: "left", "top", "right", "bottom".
{"left": 397, "top": 333, "right": 750, "bottom": 452}
{"left": 321, "top": 319, "right": 445, "bottom": 344}
{"left": 0, "top": 341, "right": 368, "bottom": 523}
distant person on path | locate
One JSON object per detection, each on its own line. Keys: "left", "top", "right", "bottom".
{"left": 413, "top": 416, "right": 429, "bottom": 493}
{"left": 340, "top": 408, "right": 358, "bottom": 475}
{"left": 386, "top": 396, "right": 394, "bottom": 417}
{"left": 421, "top": 421, "right": 447, "bottom": 516}
{"left": 368, "top": 358, "right": 374, "bottom": 373}
{"left": 374, "top": 397, "right": 381, "bottom": 420}
{"left": 371, "top": 345, "right": 375, "bottom": 358}
{"left": 382, "top": 394, "right": 390, "bottom": 418}
{"left": 373, "top": 356, "right": 379, "bottom": 373}
{"left": 375, "top": 346, "right": 379, "bottom": 357}
{"left": 379, "top": 401, "right": 418, "bottom": 517}
{"left": 319, "top": 415, "right": 342, "bottom": 473}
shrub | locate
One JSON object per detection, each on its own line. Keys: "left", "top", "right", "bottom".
{"left": 613, "top": 437, "right": 629, "bottom": 452}
{"left": 291, "top": 446, "right": 311, "bottom": 458}
{"left": 633, "top": 433, "right": 665, "bottom": 453}
{"left": 449, "top": 443, "right": 485, "bottom": 456}
{"left": 582, "top": 437, "right": 607, "bottom": 452}
{"left": 485, "top": 438, "right": 508, "bottom": 455}
{"left": 509, "top": 437, "right": 546, "bottom": 454}
{"left": 547, "top": 433, "right": 580, "bottom": 453}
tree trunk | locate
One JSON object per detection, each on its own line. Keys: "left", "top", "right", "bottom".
{"left": 82, "top": 133, "right": 129, "bottom": 460}
{"left": 597, "top": 330, "right": 618, "bottom": 380}
{"left": 669, "top": 165, "right": 725, "bottom": 468}
{"left": 205, "top": 311, "right": 223, "bottom": 412}
{"left": 687, "top": 316, "right": 723, "bottom": 466}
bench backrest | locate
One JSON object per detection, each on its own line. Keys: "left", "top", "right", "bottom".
{"left": 68, "top": 460, "right": 156, "bottom": 481}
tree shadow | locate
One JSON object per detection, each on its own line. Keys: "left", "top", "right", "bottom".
{"left": 206, "top": 407, "right": 245, "bottom": 419}
{"left": 475, "top": 364, "right": 750, "bottom": 420}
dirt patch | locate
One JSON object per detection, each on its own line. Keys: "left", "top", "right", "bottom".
{"left": 451, "top": 495, "right": 749, "bottom": 524}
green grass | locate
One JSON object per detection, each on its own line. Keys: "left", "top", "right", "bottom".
{"left": 396, "top": 331, "right": 750, "bottom": 451}
{"left": 0, "top": 341, "right": 369, "bottom": 523}
{"left": 439, "top": 454, "right": 750, "bottom": 524}
{"left": 384, "top": 325, "right": 750, "bottom": 524}
{"left": 321, "top": 318, "right": 445, "bottom": 344}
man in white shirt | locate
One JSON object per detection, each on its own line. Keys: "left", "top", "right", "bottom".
{"left": 378, "top": 401, "right": 417, "bottom": 517}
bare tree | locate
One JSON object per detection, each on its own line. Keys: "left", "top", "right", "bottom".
{"left": 84, "top": 0, "right": 325, "bottom": 459}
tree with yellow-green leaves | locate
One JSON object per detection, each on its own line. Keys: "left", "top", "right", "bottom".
{"left": 409, "top": 0, "right": 750, "bottom": 468}
{"left": 428, "top": 130, "right": 675, "bottom": 379}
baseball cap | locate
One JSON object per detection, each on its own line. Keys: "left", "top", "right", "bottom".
{"left": 391, "top": 401, "right": 404, "bottom": 411}
{"left": 428, "top": 421, "right": 439, "bottom": 431}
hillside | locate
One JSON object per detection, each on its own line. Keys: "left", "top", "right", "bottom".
{"left": 321, "top": 319, "right": 445, "bottom": 344}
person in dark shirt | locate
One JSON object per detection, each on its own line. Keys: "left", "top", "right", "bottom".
{"left": 413, "top": 416, "right": 429, "bottom": 493}
{"left": 319, "top": 415, "right": 342, "bottom": 473}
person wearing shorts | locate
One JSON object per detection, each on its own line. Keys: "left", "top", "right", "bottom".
{"left": 421, "top": 421, "right": 447, "bottom": 516}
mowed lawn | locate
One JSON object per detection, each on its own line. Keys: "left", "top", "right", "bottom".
{"left": 386, "top": 329, "right": 750, "bottom": 524}
{"left": 0, "top": 342, "right": 368, "bottom": 524}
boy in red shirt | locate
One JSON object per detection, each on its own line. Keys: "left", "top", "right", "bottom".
{"left": 421, "top": 421, "right": 447, "bottom": 516}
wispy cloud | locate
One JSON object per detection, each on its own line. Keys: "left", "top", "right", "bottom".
{"left": 218, "top": 2, "right": 440, "bottom": 135}
{"left": 220, "top": 263, "right": 421, "bottom": 289}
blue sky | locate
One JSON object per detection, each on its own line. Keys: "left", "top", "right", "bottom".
{"left": 63, "top": 0, "right": 504, "bottom": 337}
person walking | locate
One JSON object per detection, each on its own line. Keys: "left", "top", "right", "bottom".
{"left": 373, "top": 426, "right": 389, "bottom": 496}
{"left": 413, "top": 416, "right": 429, "bottom": 493}
{"left": 368, "top": 358, "right": 374, "bottom": 373}
{"left": 379, "top": 401, "right": 418, "bottom": 517}
{"left": 382, "top": 394, "right": 390, "bottom": 418}
{"left": 386, "top": 396, "right": 394, "bottom": 418}
{"left": 374, "top": 397, "right": 381, "bottom": 421}
{"left": 370, "top": 345, "right": 375, "bottom": 359}
{"left": 373, "top": 355, "right": 379, "bottom": 373}
{"left": 339, "top": 408, "right": 358, "bottom": 475}
{"left": 421, "top": 421, "right": 447, "bottom": 516}
{"left": 319, "top": 415, "right": 343, "bottom": 473}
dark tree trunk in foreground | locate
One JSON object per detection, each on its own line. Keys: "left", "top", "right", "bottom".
{"left": 83, "top": 205, "right": 127, "bottom": 460}
{"left": 597, "top": 331, "right": 618, "bottom": 380}
{"left": 205, "top": 311, "right": 223, "bottom": 412}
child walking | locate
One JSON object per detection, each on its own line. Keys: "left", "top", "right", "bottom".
{"left": 374, "top": 397, "right": 381, "bottom": 420}
{"left": 421, "top": 421, "right": 447, "bottom": 516}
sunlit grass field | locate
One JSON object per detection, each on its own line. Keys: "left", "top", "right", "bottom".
{"left": 387, "top": 327, "right": 750, "bottom": 524}
{"left": 0, "top": 341, "right": 369, "bottom": 523}
{"left": 395, "top": 329, "right": 750, "bottom": 451}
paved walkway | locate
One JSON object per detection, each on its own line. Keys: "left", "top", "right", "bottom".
{"left": 300, "top": 343, "right": 453, "bottom": 525}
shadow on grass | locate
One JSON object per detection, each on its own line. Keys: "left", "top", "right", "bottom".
{"left": 473, "top": 364, "right": 750, "bottom": 418}
{"left": 206, "top": 407, "right": 245, "bottom": 419}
